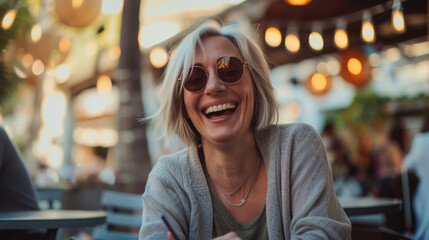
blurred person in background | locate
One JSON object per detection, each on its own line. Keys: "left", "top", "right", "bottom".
{"left": 0, "top": 126, "right": 43, "bottom": 239}
{"left": 372, "top": 117, "right": 405, "bottom": 197}
{"left": 322, "top": 122, "right": 361, "bottom": 197}
{"left": 0, "top": 126, "right": 38, "bottom": 211}
{"left": 139, "top": 21, "right": 350, "bottom": 240}
{"left": 402, "top": 109, "right": 429, "bottom": 240}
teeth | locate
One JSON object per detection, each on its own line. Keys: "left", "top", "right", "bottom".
{"left": 205, "top": 103, "right": 236, "bottom": 115}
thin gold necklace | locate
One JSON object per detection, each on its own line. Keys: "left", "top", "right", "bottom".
{"left": 209, "top": 156, "right": 260, "bottom": 207}
{"left": 226, "top": 156, "right": 260, "bottom": 196}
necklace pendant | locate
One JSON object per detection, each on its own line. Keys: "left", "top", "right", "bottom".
{"left": 240, "top": 199, "right": 246, "bottom": 205}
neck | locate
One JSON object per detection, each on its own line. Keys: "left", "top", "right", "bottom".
{"left": 202, "top": 133, "right": 260, "bottom": 191}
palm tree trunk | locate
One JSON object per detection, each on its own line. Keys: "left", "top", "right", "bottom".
{"left": 115, "top": 0, "right": 151, "bottom": 192}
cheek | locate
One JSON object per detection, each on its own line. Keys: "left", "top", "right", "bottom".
{"left": 183, "top": 92, "right": 199, "bottom": 117}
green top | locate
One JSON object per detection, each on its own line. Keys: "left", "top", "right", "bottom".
{"left": 209, "top": 180, "right": 268, "bottom": 239}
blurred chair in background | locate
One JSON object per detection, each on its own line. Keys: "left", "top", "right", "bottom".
{"left": 35, "top": 187, "right": 64, "bottom": 210}
{"left": 93, "top": 190, "right": 142, "bottom": 240}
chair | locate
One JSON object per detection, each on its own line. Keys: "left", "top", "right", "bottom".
{"left": 93, "top": 190, "right": 143, "bottom": 240}
{"left": 35, "top": 187, "right": 64, "bottom": 210}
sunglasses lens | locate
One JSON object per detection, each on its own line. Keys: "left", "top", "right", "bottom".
{"left": 185, "top": 67, "right": 207, "bottom": 92}
{"left": 217, "top": 57, "right": 244, "bottom": 83}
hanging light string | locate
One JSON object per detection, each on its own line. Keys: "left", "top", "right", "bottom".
{"left": 266, "top": 0, "right": 408, "bottom": 48}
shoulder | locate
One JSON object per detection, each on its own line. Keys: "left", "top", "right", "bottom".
{"left": 150, "top": 148, "right": 191, "bottom": 178}
{"left": 258, "top": 123, "right": 320, "bottom": 141}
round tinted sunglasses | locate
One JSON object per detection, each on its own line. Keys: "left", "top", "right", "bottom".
{"left": 179, "top": 56, "right": 248, "bottom": 93}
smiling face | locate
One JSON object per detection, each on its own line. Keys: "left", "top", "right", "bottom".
{"left": 183, "top": 36, "right": 256, "bottom": 147}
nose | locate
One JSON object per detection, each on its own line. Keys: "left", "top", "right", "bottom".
{"left": 204, "top": 68, "right": 226, "bottom": 95}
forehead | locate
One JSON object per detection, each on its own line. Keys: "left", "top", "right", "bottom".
{"left": 194, "top": 36, "right": 242, "bottom": 63}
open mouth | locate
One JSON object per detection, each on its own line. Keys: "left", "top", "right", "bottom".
{"left": 203, "top": 103, "right": 237, "bottom": 119}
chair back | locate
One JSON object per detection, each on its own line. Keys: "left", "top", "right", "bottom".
{"left": 93, "top": 190, "right": 143, "bottom": 240}
{"left": 35, "top": 188, "right": 64, "bottom": 209}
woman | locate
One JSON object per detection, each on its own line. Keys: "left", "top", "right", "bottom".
{"left": 139, "top": 21, "right": 351, "bottom": 239}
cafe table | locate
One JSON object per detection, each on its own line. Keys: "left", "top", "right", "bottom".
{"left": 339, "top": 197, "right": 402, "bottom": 216}
{"left": 0, "top": 209, "right": 106, "bottom": 240}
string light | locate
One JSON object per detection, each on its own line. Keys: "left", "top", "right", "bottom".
{"left": 284, "top": 0, "right": 312, "bottom": 6}
{"left": 31, "top": 23, "right": 42, "bottom": 43}
{"left": 284, "top": 24, "right": 300, "bottom": 53}
{"left": 361, "top": 11, "right": 375, "bottom": 43}
{"left": 149, "top": 47, "right": 168, "bottom": 68}
{"left": 392, "top": 0, "right": 406, "bottom": 33}
{"left": 265, "top": 26, "right": 282, "bottom": 47}
{"left": 306, "top": 72, "right": 331, "bottom": 95}
{"left": 334, "top": 18, "right": 349, "bottom": 50}
{"left": 309, "top": 24, "right": 323, "bottom": 51}
{"left": 1, "top": 8, "right": 16, "bottom": 30}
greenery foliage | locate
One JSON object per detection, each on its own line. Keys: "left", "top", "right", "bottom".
{"left": 0, "top": 1, "right": 33, "bottom": 112}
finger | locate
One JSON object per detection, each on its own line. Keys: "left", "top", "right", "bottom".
{"left": 168, "top": 231, "right": 176, "bottom": 240}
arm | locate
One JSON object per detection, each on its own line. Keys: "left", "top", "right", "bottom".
{"left": 288, "top": 124, "right": 351, "bottom": 239}
{"left": 139, "top": 156, "right": 190, "bottom": 240}
{"left": 0, "top": 126, "right": 39, "bottom": 211}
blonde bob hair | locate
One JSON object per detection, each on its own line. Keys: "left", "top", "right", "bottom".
{"left": 151, "top": 21, "right": 278, "bottom": 147}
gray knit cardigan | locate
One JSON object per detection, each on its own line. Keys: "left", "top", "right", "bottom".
{"left": 139, "top": 123, "right": 351, "bottom": 239}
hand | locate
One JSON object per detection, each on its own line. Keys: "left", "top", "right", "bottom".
{"left": 167, "top": 231, "right": 176, "bottom": 240}
{"left": 213, "top": 232, "right": 242, "bottom": 240}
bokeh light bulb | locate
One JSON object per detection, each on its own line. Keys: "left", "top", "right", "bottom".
{"left": 265, "top": 26, "right": 282, "bottom": 47}
{"left": 1, "top": 9, "right": 16, "bottom": 30}
{"left": 392, "top": 0, "right": 406, "bottom": 33}
{"left": 361, "top": 11, "right": 375, "bottom": 43}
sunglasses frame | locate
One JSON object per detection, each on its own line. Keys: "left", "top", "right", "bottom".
{"left": 178, "top": 56, "right": 249, "bottom": 93}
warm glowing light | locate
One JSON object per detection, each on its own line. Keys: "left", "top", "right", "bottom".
{"left": 306, "top": 72, "right": 330, "bottom": 95}
{"left": 102, "top": 0, "right": 123, "bottom": 14}
{"left": 84, "top": 94, "right": 106, "bottom": 114}
{"left": 31, "top": 24, "right": 42, "bottom": 42}
{"left": 32, "top": 60, "right": 45, "bottom": 75}
{"left": 59, "top": 37, "right": 70, "bottom": 53}
{"left": 285, "top": 33, "right": 300, "bottom": 53}
{"left": 311, "top": 73, "right": 328, "bottom": 90}
{"left": 309, "top": 31, "right": 323, "bottom": 51}
{"left": 139, "top": 21, "right": 180, "bottom": 48}
{"left": 1, "top": 9, "right": 16, "bottom": 30}
{"left": 334, "top": 29, "right": 348, "bottom": 49}
{"left": 150, "top": 47, "right": 168, "bottom": 68}
{"left": 284, "top": 0, "right": 312, "bottom": 6}
{"left": 392, "top": 0, "right": 406, "bottom": 33}
{"left": 361, "top": 22, "right": 375, "bottom": 43}
{"left": 72, "top": 0, "right": 84, "bottom": 8}
{"left": 22, "top": 53, "right": 34, "bottom": 68}
{"left": 361, "top": 12, "right": 375, "bottom": 43}
{"left": 55, "top": 64, "right": 71, "bottom": 83}
{"left": 73, "top": 127, "right": 118, "bottom": 147}
{"left": 97, "top": 75, "right": 112, "bottom": 94}
{"left": 108, "top": 45, "right": 121, "bottom": 60}
{"left": 42, "top": 91, "right": 67, "bottom": 138}
{"left": 14, "top": 66, "right": 27, "bottom": 78}
{"left": 392, "top": 11, "right": 405, "bottom": 33}
{"left": 347, "top": 58, "right": 362, "bottom": 75}
{"left": 265, "top": 27, "right": 282, "bottom": 47}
